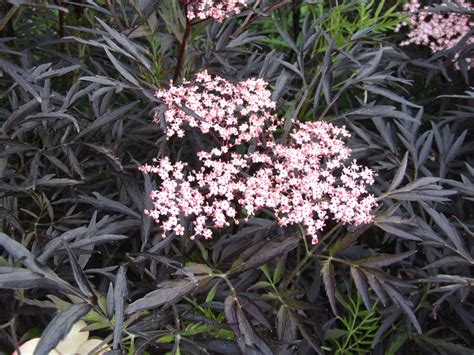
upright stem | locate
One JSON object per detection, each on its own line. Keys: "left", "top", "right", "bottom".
{"left": 0, "top": 3, "right": 17, "bottom": 37}
{"left": 282, "top": 222, "right": 342, "bottom": 289}
{"left": 105, "top": 0, "right": 126, "bottom": 32}
{"left": 57, "top": 0, "right": 67, "bottom": 92}
{"left": 174, "top": 18, "right": 192, "bottom": 82}
{"left": 57, "top": 1, "right": 65, "bottom": 54}
{"left": 292, "top": 0, "right": 302, "bottom": 43}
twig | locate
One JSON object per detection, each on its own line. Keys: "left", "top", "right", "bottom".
{"left": 0, "top": 4, "right": 18, "bottom": 33}
{"left": 105, "top": 0, "right": 126, "bottom": 32}
{"left": 233, "top": 0, "right": 292, "bottom": 38}
{"left": 282, "top": 222, "right": 342, "bottom": 289}
{"left": 57, "top": 1, "right": 65, "bottom": 54}
{"left": 292, "top": 0, "right": 302, "bottom": 43}
{"left": 174, "top": 18, "right": 192, "bottom": 82}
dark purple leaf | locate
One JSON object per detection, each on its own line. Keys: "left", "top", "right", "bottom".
{"left": 355, "top": 251, "right": 416, "bottom": 268}
{"left": 350, "top": 266, "right": 371, "bottom": 309}
{"left": 34, "top": 303, "right": 92, "bottom": 355}
{"left": 321, "top": 260, "right": 338, "bottom": 316}
{"left": 113, "top": 265, "right": 127, "bottom": 349}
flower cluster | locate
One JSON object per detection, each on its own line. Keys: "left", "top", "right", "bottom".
{"left": 155, "top": 70, "right": 276, "bottom": 143}
{"left": 143, "top": 72, "right": 376, "bottom": 244}
{"left": 396, "top": 0, "right": 473, "bottom": 55}
{"left": 186, "top": 0, "right": 248, "bottom": 22}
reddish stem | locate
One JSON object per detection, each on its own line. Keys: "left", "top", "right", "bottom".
{"left": 105, "top": 0, "right": 126, "bottom": 32}
{"left": 58, "top": 2, "right": 65, "bottom": 54}
{"left": 174, "top": 18, "right": 192, "bottom": 82}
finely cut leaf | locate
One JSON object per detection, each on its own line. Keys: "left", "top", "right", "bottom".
{"left": 355, "top": 251, "right": 416, "bottom": 268}
{"left": 321, "top": 260, "right": 338, "bottom": 316}
{"left": 34, "top": 303, "right": 92, "bottom": 355}
{"left": 113, "top": 265, "right": 127, "bottom": 349}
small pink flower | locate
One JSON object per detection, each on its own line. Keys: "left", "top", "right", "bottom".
{"left": 396, "top": 0, "right": 473, "bottom": 67}
{"left": 186, "top": 1, "right": 247, "bottom": 22}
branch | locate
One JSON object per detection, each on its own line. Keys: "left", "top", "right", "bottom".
{"left": 105, "top": 0, "right": 126, "bottom": 32}
{"left": 174, "top": 19, "right": 192, "bottom": 82}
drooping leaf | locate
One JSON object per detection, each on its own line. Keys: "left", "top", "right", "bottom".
{"left": 0, "top": 232, "right": 44, "bottom": 274}
{"left": 321, "top": 260, "right": 338, "bottom": 316}
{"left": 387, "top": 152, "right": 409, "bottom": 192}
{"left": 238, "top": 295, "right": 271, "bottom": 330}
{"left": 230, "top": 235, "right": 299, "bottom": 273}
{"left": 350, "top": 266, "right": 371, "bottom": 309}
{"left": 113, "top": 265, "right": 127, "bottom": 349}
{"left": 63, "top": 241, "right": 93, "bottom": 298}
{"left": 125, "top": 277, "right": 210, "bottom": 314}
{"left": 354, "top": 251, "right": 416, "bottom": 268}
{"left": 34, "top": 303, "right": 92, "bottom": 355}
{"left": 0, "top": 268, "right": 54, "bottom": 289}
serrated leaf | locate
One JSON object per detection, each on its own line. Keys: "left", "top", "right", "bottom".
{"left": 113, "top": 265, "right": 127, "bottom": 349}
{"left": 0, "top": 232, "right": 44, "bottom": 274}
{"left": 364, "top": 85, "right": 421, "bottom": 108}
{"left": 424, "top": 256, "right": 472, "bottom": 269}
{"left": 76, "top": 101, "right": 137, "bottom": 139}
{"left": 422, "top": 204, "right": 471, "bottom": 261}
{"left": 104, "top": 48, "right": 140, "bottom": 86}
{"left": 238, "top": 295, "right": 271, "bottom": 330}
{"left": 0, "top": 268, "right": 53, "bottom": 289}
{"left": 224, "top": 295, "right": 239, "bottom": 336}
{"left": 63, "top": 241, "right": 93, "bottom": 297}
{"left": 387, "top": 152, "right": 409, "bottom": 193}
{"left": 34, "top": 303, "right": 92, "bottom": 355}
{"left": 106, "top": 282, "right": 114, "bottom": 319}
{"left": 350, "top": 267, "right": 371, "bottom": 309}
{"left": 125, "top": 277, "right": 208, "bottom": 314}
{"left": 231, "top": 236, "right": 299, "bottom": 273}
{"left": 0, "top": 58, "right": 42, "bottom": 103}
{"left": 347, "top": 106, "right": 417, "bottom": 122}
{"left": 78, "top": 192, "right": 140, "bottom": 219}
{"left": 330, "top": 225, "right": 370, "bottom": 255}
{"left": 384, "top": 285, "right": 421, "bottom": 334}
{"left": 273, "top": 254, "right": 286, "bottom": 284}
{"left": 321, "top": 260, "right": 338, "bottom": 316}
{"left": 355, "top": 251, "right": 415, "bottom": 268}
{"left": 205, "top": 283, "right": 218, "bottom": 303}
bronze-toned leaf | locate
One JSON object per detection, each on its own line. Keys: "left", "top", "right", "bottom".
{"left": 224, "top": 295, "right": 239, "bottom": 337}
{"left": 34, "top": 303, "right": 92, "bottom": 355}
{"left": 350, "top": 266, "right": 371, "bottom": 309}
{"left": 113, "top": 265, "right": 127, "bottom": 349}
{"left": 63, "top": 241, "right": 93, "bottom": 298}
{"left": 238, "top": 295, "right": 271, "bottom": 330}
{"left": 330, "top": 225, "right": 370, "bottom": 256}
{"left": 230, "top": 235, "right": 299, "bottom": 273}
{"left": 384, "top": 284, "right": 421, "bottom": 334}
{"left": 355, "top": 251, "right": 416, "bottom": 268}
{"left": 125, "top": 277, "right": 210, "bottom": 314}
{"left": 321, "top": 260, "right": 338, "bottom": 316}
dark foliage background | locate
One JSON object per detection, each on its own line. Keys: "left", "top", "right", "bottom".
{"left": 0, "top": 0, "right": 473, "bottom": 354}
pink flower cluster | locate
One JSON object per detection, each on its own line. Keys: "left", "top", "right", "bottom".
{"left": 155, "top": 70, "right": 276, "bottom": 143}
{"left": 396, "top": 0, "right": 473, "bottom": 55}
{"left": 186, "top": 0, "right": 248, "bottom": 22}
{"left": 142, "top": 72, "right": 376, "bottom": 244}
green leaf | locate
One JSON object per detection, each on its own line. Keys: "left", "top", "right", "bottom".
{"left": 273, "top": 254, "right": 287, "bottom": 284}
{"left": 205, "top": 283, "right": 218, "bottom": 303}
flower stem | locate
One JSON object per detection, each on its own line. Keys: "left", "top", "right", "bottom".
{"left": 174, "top": 18, "right": 192, "bottom": 82}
